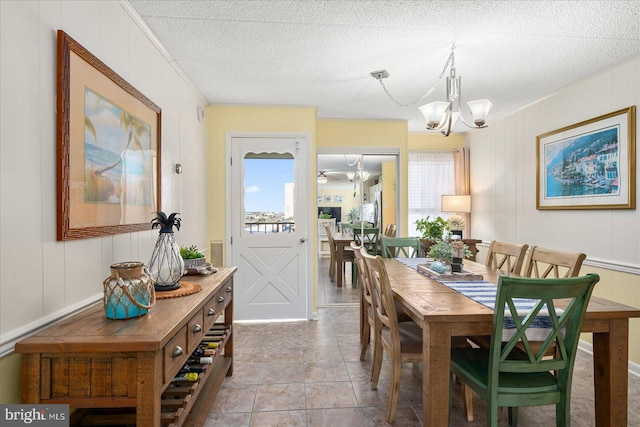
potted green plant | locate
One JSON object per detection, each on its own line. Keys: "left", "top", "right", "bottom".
{"left": 180, "top": 245, "right": 206, "bottom": 270}
{"left": 347, "top": 207, "right": 359, "bottom": 223}
{"left": 415, "top": 215, "right": 450, "bottom": 254}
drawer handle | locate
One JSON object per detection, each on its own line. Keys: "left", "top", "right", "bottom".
{"left": 226, "top": 286, "right": 232, "bottom": 293}
{"left": 172, "top": 346, "right": 184, "bottom": 358}
{"left": 218, "top": 296, "right": 225, "bottom": 303}
{"left": 208, "top": 308, "right": 215, "bottom": 316}
{"left": 193, "top": 324, "right": 202, "bottom": 333}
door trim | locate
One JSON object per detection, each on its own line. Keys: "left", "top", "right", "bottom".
{"left": 226, "top": 132, "right": 314, "bottom": 320}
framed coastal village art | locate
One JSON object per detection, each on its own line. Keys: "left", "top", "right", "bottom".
{"left": 536, "top": 106, "right": 635, "bottom": 210}
{"left": 56, "top": 30, "right": 161, "bottom": 240}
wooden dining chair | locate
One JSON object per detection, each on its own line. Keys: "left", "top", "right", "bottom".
{"left": 362, "top": 250, "right": 473, "bottom": 422}
{"left": 380, "top": 236, "right": 421, "bottom": 258}
{"left": 523, "top": 246, "right": 586, "bottom": 278}
{"left": 383, "top": 223, "right": 396, "bottom": 237}
{"left": 485, "top": 240, "right": 529, "bottom": 275}
{"left": 450, "top": 274, "right": 600, "bottom": 427}
{"left": 325, "top": 225, "right": 354, "bottom": 283}
{"left": 353, "top": 243, "right": 411, "bottom": 365}
{"left": 363, "top": 250, "right": 423, "bottom": 423}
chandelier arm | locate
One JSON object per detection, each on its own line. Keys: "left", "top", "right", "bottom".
{"left": 457, "top": 112, "right": 477, "bottom": 129}
{"left": 376, "top": 49, "right": 455, "bottom": 107}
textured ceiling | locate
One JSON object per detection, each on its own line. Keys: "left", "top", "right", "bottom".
{"left": 128, "top": 0, "right": 640, "bottom": 133}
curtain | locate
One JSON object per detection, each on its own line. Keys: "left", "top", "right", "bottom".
{"left": 407, "top": 150, "right": 455, "bottom": 236}
{"left": 453, "top": 147, "right": 471, "bottom": 237}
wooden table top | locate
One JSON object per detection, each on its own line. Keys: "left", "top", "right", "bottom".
{"left": 383, "top": 259, "right": 640, "bottom": 325}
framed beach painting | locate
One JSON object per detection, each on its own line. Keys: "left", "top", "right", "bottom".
{"left": 56, "top": 30, "right": 161, "bottom": 240}
{"left": 536, "top": 107, "right": 635, "bottom": 210}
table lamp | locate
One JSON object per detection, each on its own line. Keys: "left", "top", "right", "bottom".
{"left": 441, "top": 194, "right": 471, "bottom": 238}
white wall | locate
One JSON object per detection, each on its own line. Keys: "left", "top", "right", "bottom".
{"left": 469, "top": 57, "right": 639, "bottom": 267}
{"left": 0, "top": 0, "right": 208, "bottom": 355}
{"left": 468, "top": 57, "right": 640, "bottom": 365}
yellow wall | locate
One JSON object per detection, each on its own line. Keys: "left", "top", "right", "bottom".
{"left": 0, "top": 353, "right": 20, "bottom": 403}
{"left": 316, "top": 119, "right": 410, "bottom": 234}
{"left": 407, "top": 132, "right": 466, "bottom": 150}
{"left": 206, "top": 105, "right": 317, "bottom": 260}
{"left": 578, "top": 265, "right": 640, "bottom": 361}
{"left": 381, "top": 161, "right": 397, "bottom": 231}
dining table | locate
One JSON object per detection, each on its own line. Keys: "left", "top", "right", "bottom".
{"left": 383, "top": 258, "right": 640, "bottom": 426}
{"left": 332, "top": 231, "right": 355, "bottom": 287}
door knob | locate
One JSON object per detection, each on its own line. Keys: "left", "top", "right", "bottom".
{"left": 299, "top": 238, "right": 307, "bottom": 243}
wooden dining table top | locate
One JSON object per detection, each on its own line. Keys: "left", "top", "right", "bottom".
{"left": 382, "top": 257, "right": 640, "bottom": 426}
{"left": 385, "top": 258, "right": 640, "bottom": 324}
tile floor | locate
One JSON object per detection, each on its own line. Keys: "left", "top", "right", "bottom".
{"left": 205, "top": 259, "right": 640, "bottom": 426}
{"left": 316, "top": 256, "right": 359, "bottom": 306}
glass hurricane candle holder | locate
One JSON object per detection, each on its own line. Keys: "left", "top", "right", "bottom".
{"left": 148, "top": 212, "right": 185, "bottom": 291}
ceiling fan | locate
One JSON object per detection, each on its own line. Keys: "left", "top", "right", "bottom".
{"left": 317, "top": 170, "right": 347, "bottom": 185}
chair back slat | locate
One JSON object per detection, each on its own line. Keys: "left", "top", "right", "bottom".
{"left": 383, "top": 223, "right": 396, "bottom": 237}
{"left": 362, "top": 251, "right": 400, "bottom": 349}
{"left": 490, "top": 274, "right": 599, "bottom": 380}
{"left": 485, "top": 241, "right": 529, "bottom": 275}
{"left": 380, "top": 236, "right": 421, "bottom": 258}
{"left": 352, "top": 242, "right": 373, "bottom": 307}
{"left": 523, "top": 246, "right": 586, "bottom": 278}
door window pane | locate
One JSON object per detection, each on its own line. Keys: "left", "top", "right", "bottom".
{"left": 243, "top": 155, "right": 294, "bottom": 234}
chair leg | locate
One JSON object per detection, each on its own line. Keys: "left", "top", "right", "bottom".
{"left": 463, "top": 384, "right": 474, "bottom": 421}
{"left": 370, "top": 335, "right": 383, "bottom": 388}
{"left": 329, "top": 255, "right": 335, "bottom": 281}
{"left": 360, "top": 317, "right": 370, "bottom": 361}
{"left": 386, "top": 353, "right": 401, "bottom": 423}
{"left": 351, "top": 262, "right": 357, "bottom": 287}
{"left": 508, "top": 406, "right": 518, "bottom": 427}
{"left": 487, "top": 400, "right": 499, "bottom": 427}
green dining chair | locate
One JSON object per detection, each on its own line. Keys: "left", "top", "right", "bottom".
{"left": 354, "top": 227, "right": 379, "bottom": 255}
{"left": 380, "top": 236, "right": 421, "bottom": 258}
{"left": 450, "top": 274, "right": 600, "bottom": 427}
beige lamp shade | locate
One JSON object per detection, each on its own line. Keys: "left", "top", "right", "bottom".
{"left": 441, "top": 194, "right": 471, "bottom": 213}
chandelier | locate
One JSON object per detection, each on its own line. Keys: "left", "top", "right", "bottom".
{"left": 317, "top": 171, "right": 328, "bottom": 185}
{"left": 371, "top": 45, "right": 493, "bottom": 136}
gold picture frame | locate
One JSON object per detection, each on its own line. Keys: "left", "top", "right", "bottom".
{"left": 536, "top": 106, "right": 635, "bottom": 210}
{"left": 56, "top": 30, "right": 161, "bottom": 240}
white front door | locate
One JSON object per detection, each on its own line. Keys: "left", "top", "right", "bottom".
{"left": 229, "top": 135, "right": 309, "bottom": 321}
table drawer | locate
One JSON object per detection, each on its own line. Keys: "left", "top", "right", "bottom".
{"left": 187, "top": 310, "right": 205, "bottom": 354}
{"left": 203, "top": 283, "right": 232, "bottom": 331}
{"left": 163, "top": 325, "right": 188, "bottom": 383}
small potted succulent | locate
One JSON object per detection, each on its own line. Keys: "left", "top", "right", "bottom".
{"left": 180, "top": 245, "right": 206, "bottom": 270}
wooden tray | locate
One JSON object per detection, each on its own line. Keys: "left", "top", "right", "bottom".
{"left": 417, "top": 264, "right": 484, "bottom": 281}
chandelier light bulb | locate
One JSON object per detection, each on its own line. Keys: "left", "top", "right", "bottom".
{"left": 467, "top": 99, "right": 493, "bottom": 127}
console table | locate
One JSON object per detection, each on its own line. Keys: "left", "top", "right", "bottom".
{"left": 16, "top": 266, "right": 236, "bottom": 427}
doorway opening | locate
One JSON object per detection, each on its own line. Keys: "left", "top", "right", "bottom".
{"left": 316, "top": 151, "right": 399, "bottom": 306}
